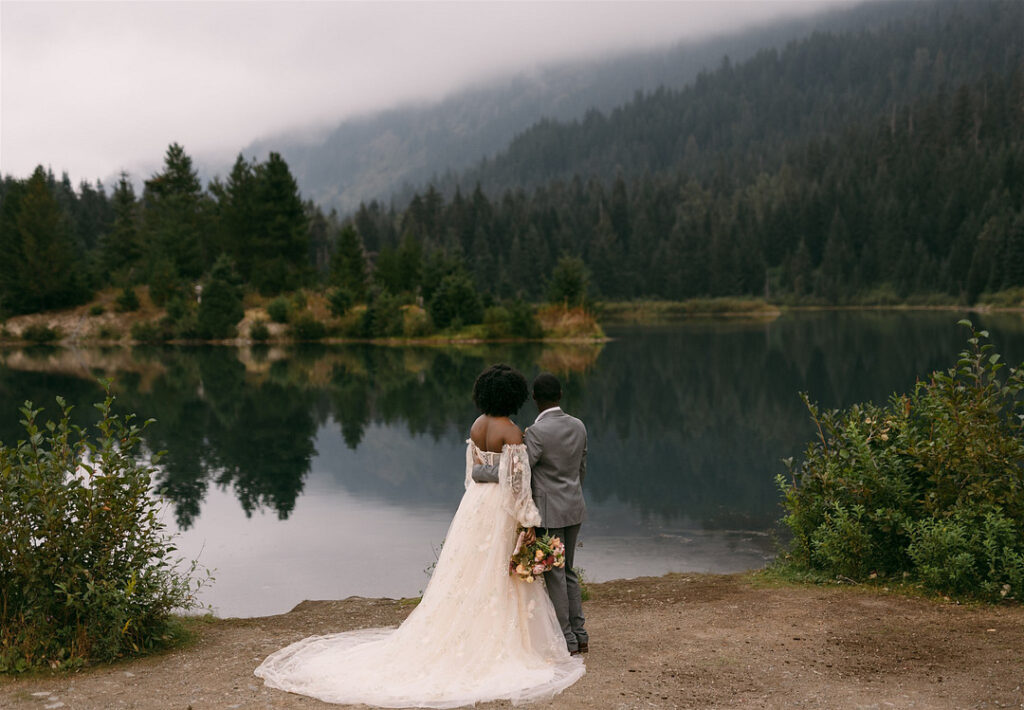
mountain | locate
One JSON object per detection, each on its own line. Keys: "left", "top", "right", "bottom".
{"left": 241, "top": 2, "right": 924, "bottom": 214}
{"left": 365, "top": 0, "right": 1023, "bottom": 303}
{"left": 450, "top": 0, "right": 1023, "bottom": 196}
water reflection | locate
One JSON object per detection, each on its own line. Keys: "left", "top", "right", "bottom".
{"left": 5, "top": 312, "right": 1024, "bottom": 614}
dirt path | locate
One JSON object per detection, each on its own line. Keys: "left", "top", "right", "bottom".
{"left": 2, "top": 574, "right": 1022, "bottom": 709}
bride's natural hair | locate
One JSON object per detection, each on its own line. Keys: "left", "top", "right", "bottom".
{"left": 473, "top": 364, "right": 529, "bottom": 417}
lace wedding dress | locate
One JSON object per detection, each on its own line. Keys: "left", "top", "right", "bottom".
{"left": 254, "top": 441, "right": 585, "bottom": 707}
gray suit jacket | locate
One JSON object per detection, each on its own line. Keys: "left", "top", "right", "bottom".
{"left": 524, "top": 409, "right": 587, "bottom": 528}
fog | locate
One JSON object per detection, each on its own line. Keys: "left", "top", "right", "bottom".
{"left": 1, "top": 1, "right": 861, "bottom": 185}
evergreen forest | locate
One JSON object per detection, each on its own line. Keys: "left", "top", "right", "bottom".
{"left": 1, "top": 0, "right": 1022, "bottom": 320}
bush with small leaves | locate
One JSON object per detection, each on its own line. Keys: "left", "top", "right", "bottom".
{"left": 115, "top": 286, "right": 140, "bottom": 313}
{"left": 778, "top": 322, "right": 1024, "bottom": 599}
{"left": 290, "top": 312, "right": 326, "bottom": 340}
{"left": 249, "top": 319, "right": 270, "bottom": 341}
{"left": 130, "top": 320, "right": 168, "bottom": 343}
{"left": 0, "top": 387, "right": 207, "bottom": 671}
{"left": 197, "top": 256, "right": 244, "bottom": 340}
{"left": 547, "top": 255, "right": 589, "bottom": 308}
{"left": 96, "top": 325, "right": 121, "bottom": 340}
{"left": 483, "top": 306, "right": 512, "bottom": 339}
{"left": 507, "top": 300, "right": 542, "bottom": 339}
{"left": 428, "top": 273, "right": 483, "bottom": 330}
{"left": 266, "top": 296, "right": 290, "bottom": 324}
{"left": 89, "top": 304, "right": 105, "bottom": 316}
{"left": 402, "top": 306, "right": 434, "bottom": 337}
{"left": 21, "top": 324, "right": 60, "bottom": 343}
{"left": 328, "top": 287, "right": 353, "bottom": 318}
{"left": 360, "top": 290, "right": 405, "bottom": 338}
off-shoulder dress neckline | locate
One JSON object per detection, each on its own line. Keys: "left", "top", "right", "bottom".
{"left": 467, "top": 439, "right": 523, "bottom": 457}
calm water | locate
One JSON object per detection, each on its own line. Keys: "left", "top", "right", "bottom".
{"left": 3, "top": 312, "right": 1023, "bottom": 617}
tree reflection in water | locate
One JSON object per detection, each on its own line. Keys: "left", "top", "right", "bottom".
{"left": 4, "top": 312, "right": 1024, "bottom": 532}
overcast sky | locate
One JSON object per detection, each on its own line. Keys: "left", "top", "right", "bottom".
{"left": 1, "top": 1, "right": 859, "bottom": 186}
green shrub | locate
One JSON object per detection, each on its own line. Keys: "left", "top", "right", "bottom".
{"left": 96, "top": 325, "right": 121, "bottom": 340}
{"left": 778, "top": 322, "right": 1024, "bottom": 599}
{"left": 130, "top": 320, "right": 168, "bottom": 343}
{"left": 328, "top": 287, "right": 354, "bottom": 318}
{"left": 115, "top": 286, "right": 140, "bottom": 312}
{"left": 403, "top": 306, "right": 434, "bottom": 337}
{"left": 290, "top": 312, "right": 326, "bottom": 340}
{"left": 508, "top": 300, "right": 542, "bottom": 338}
{"left": 21, "top": 324, "right": 60, "bottom": 343}
{"left": 197, "top": 256, "right": 244, "bottom": 340}
{"left": 547, "top": 255, "right": 589, "bottom": 307}
{"left": 483, "top": 306, "right": 512, "bottom": 338}
{"left": 267, "top": 296, "right": 290, "bottom": 324}
{"left": 249, "top": 319, "right": 270, "bottom": 341}
{"left": 0, "top": 389, "right": 206, "bottom": 671}
{"left": 147, "top": 258, "right": 183, "bottom": 307}
{"left": 361, "top": 290, "right": 404, "bottom": 338}
{"left": 576, "top": 567, "right": 591, "bottom": 602}
{"left": 484, "top": 300, "right": 542, "bottom": 339}
{"left": 428, "top": 273, "right": 483, "bottom": 330}
{"left": 89, "top": 304, "right": 105, "bottom": 317}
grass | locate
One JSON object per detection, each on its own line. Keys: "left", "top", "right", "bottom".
{"left": 747, "top": 561, "right": 992, "bottom": 605}
{"left": 0, "top": 613, "right": 210, "bottom": 678}
{"left": 599, "top": 298, "right": 780, "bottom": 324}
{"left": 535, "top": 305, "right": 605, "bottom": 339}
{"left": 976, "top": 288, "right": 1024, "bottom": 309}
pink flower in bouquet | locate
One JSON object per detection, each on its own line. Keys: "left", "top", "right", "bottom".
{"left": 532, "top": 564, "right": 546, "bottom": 576}
{"left": 534, "top": 549, "right": 545, "bottom": 561}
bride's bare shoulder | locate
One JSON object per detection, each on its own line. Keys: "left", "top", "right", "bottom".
{"left": 503, "top": 423, "right": 524, "bottom": 447}
{"left": 470, "top": 415, "right": 522, "bottom": 450}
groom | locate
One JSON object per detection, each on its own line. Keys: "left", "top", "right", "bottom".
{"left": 524, "top": 373, "right": 589, "bottom": 656}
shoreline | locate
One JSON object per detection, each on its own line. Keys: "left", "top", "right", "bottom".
{"left": 3, "top": 572, "right": 1023, "bottom": 709}
{"left": 6, "top": 301, "right": 1024, "bottom": 349}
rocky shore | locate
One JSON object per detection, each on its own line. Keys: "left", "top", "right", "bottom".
{"left": 2, "top": 573, "right": 1023, "bottom": 709}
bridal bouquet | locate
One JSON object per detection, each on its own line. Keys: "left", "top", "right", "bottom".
{"left": 509, "top": 527, "right": 565, "bottom": 583}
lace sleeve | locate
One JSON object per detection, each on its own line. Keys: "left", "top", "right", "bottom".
{"left": 499, "top": 443, "right": 542, "bottom": 528}
{"left": 464, "top": 440, "right": 475, "bottom": 489}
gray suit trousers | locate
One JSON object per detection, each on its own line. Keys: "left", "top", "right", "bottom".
{"left": 539, "top": 523, "right": 587, "bottom": 652}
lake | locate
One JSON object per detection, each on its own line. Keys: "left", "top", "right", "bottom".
{"left": 2, "top": 311, "right": 1022, "bottom": 617}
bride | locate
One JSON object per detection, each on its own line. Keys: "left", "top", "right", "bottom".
{"left": 254, "top": 364, "right": 586, "bottom": 707}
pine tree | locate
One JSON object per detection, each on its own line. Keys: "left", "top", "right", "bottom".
{"left": 142, "top": 143, "right": 207, "bottom": 280}
{"left": 547, "top": 255, "right": 590, "bottom": 307}
{"left": 330, "top": 225, "right": 368, "bottom": 300}
{"left": 250, "top": 152, "right": 309, "bottom": 294}
{"left": 217, "top": 154, "right": 259, "bottom": 279}
{"left": 100, "top": 172, "right": 142, "bottom": 281}
{"left": 0, "top": 167, "right": 88, "bottom": 313}
{"left": 197, "top": 255, "right": 244, "bottom": 339}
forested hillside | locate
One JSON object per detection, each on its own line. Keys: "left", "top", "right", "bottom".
{"left": 366, "top": 0, "right": 1024, "bottom": 302}
{"left": 242, "top": 1, "right": 921, "bottom": 213}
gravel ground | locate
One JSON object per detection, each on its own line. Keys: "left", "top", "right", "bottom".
{"left": 2, "top": 573, "right": 1023, "bottom": 710}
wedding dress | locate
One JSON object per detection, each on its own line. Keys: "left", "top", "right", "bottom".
{"left": 254, "top": 441, "right": 585, "bottom": 708}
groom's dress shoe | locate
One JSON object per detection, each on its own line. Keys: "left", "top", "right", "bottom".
{"left": 578, "top": 642, "right": 589, "bottom": 654}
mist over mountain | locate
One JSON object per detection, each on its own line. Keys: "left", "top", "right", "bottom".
{"left": 239, "top": 1, "right": 918, "bottom": 214}
{"left": 445, "top": 0, "right": 1021, "bottom": 197}
{"left": 359, "top": 0, "right": 1022, "bottom": 305}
